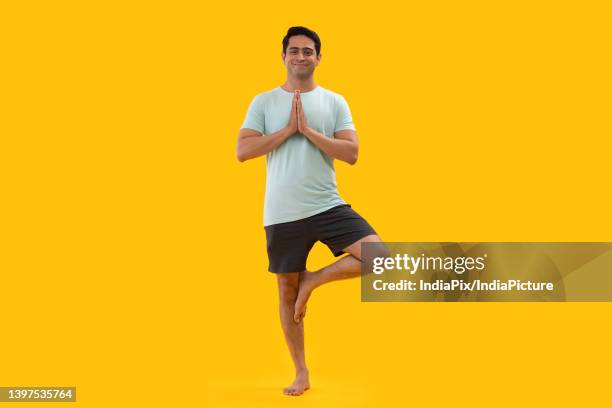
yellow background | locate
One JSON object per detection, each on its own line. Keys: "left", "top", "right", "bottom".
{"left": 1, "top": 1, "right": 611, "bottom": 407}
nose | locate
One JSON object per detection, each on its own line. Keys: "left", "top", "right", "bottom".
{"left": 294, "top": 50, "right": 309, "bottom": 59}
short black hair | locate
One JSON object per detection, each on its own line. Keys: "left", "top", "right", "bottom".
{"left": 282, "top": 26, "right": 321, "bottom": 56}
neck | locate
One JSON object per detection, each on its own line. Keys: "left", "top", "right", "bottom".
{"left": 282, "top": 77, "right": 317, "bottom": 92}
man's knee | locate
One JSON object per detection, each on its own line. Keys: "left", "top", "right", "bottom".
{"left": 279, "top": 285, "right": 298, "bottom": 303}
{"left": 277, "top": 275, "right": 299, "bottom": 303}
{"left": 373, "top": 243, "right": 391, "bottom": 260}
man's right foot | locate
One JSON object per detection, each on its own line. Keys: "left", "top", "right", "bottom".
{"left": 283, "top": 370, "right": 310, "bottom": 396}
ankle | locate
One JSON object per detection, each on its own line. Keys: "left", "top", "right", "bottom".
{"left": 309, "top": 270, "right": 324, "bottom": 287}
{"left": 296, "top": 368, "right": 309, "bottom": 376}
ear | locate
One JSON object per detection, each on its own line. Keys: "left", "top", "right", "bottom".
{"left": 316, "top": 53, "right": 322, "bottom": 65}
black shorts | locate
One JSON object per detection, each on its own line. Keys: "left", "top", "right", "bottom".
{"left": 264, "top": 204, "right": 377, "bottom": 273}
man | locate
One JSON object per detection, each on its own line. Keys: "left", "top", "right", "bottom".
{"left": 237, "top": 26, "right": 382, "bottom": 396}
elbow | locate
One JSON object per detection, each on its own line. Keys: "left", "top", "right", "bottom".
{"left": 236, "top": 148, "right": 248, "bottom": 163}
{"left": 347, "top": 152, "right": 358, "bottom": 165}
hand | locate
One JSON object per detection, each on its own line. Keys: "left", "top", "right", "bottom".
{"left": 287, "top": 91, "right": 299, "bottom": 134}
{"left": 296, "top": 91, "right": 310, "bottom": 134}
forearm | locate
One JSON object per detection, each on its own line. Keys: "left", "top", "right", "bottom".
{"left": 302, "top": 128, "right": 358, "bottom": 164}
{"left": 237, "top": 127, "right": 293, "bottom": 162}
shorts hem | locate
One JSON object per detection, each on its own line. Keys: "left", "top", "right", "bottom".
{"left": 329, "top": 228, "right": 378, "bottom": 257}
{"left": 268, "top": 268, "right": 307, "bottom": 274}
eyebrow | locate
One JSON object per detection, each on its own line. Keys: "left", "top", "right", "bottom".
{"left": 288, "top": 46, "right": 315, "bottom": 51}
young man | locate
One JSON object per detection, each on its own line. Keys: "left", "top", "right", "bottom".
{"left": 237, "top": 26, "right": 382, "bottom": 396}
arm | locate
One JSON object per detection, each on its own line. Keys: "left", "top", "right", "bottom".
{"left": 236, "top": 126, "right": 293, "bottom": 162}
{"left": 302, "top": 128, "right": 359, "bottom": 165}
{"left": 237, "top": 91, "right": 299, "bottom": 162}
{"left": 296, "top": 92, "right": 359, "bottom": 165}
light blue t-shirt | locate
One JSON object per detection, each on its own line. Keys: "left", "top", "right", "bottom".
{"left": 241, "top": 86, "right": 356, "bottom": 226}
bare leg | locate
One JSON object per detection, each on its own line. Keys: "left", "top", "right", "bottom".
{"left": 277, "top": 273, "right": 310, "bottom": 396}
{"left": 294, "top": 234, "right": 383, "bottom": 322}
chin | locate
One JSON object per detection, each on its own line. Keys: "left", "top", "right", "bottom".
{"left": 293, "top": 71, "right": 313, "bottom": 79}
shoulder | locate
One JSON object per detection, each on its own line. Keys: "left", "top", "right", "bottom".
{"left": 318, "top": 86, "right": 345, "bottom": 100}
{"left": 317, "top": 87, "right": 350, "bottom": 106}
{"left": 251, "top": 87, "right": 284, "bottom": 104}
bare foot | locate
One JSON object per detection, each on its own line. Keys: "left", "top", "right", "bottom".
{"left": 283, "top": 370, "right": 310, "bottom": 396}
{"left": 294, "top": 271, "right": 318, "bottom": 323}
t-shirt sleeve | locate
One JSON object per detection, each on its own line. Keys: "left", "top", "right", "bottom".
{"left": 241, "top": 95, "right": 265, "bottom": 134}
{"left": 334, "top": 96, "right": 356, "bottom": 132}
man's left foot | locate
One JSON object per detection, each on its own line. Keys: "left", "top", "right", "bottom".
{"left": 283, "top": 369, "right": 310, "bottom": 396}
{"left": 294, "top": 271, "right": 318, "bottom": 323}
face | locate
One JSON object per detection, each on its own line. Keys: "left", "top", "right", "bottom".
{"left": 282, "top": 35, "right": 321, "bottom": 79}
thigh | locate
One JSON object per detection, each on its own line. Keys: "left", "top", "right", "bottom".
{"left": 342, "top": 234, "right": 383, "bottom": 261}
{"left": 265, "top": 219, "right": 316, "bottom": 273}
